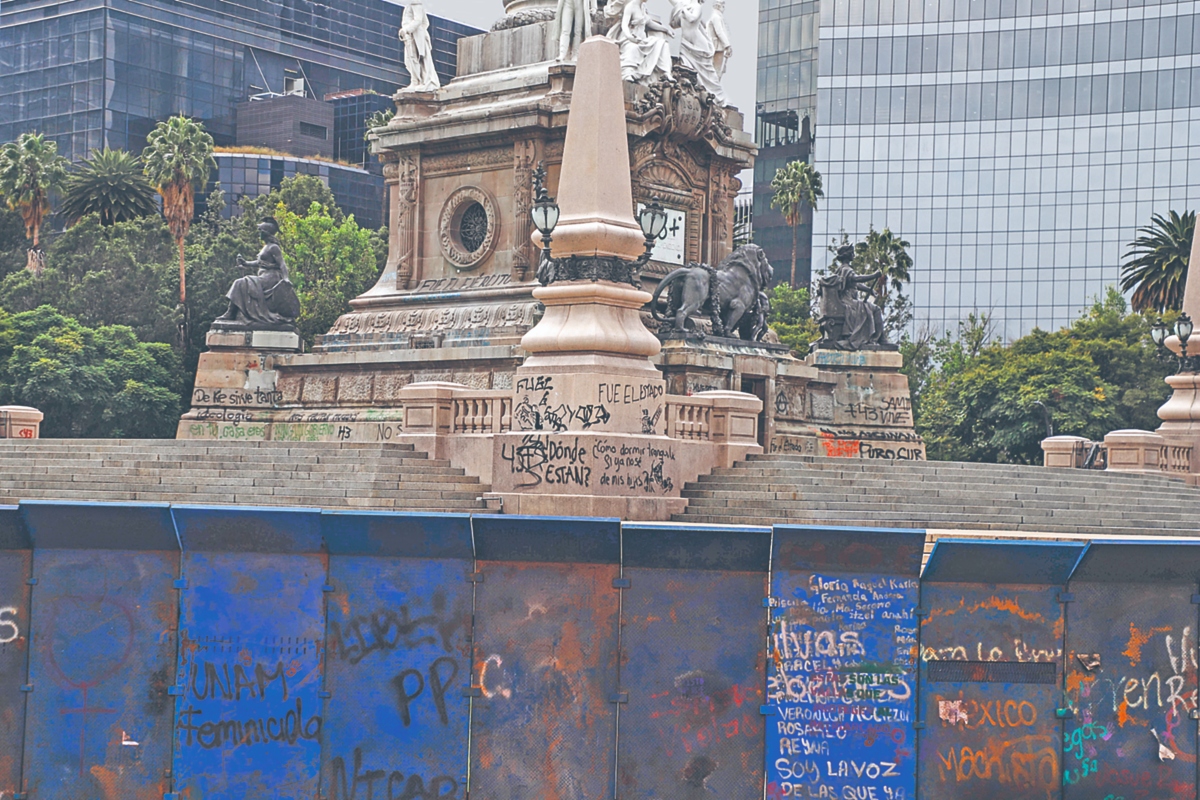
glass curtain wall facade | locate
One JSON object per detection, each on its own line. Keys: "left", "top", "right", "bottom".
{"left": 758, "top": 0, "right": 1200, "bottom": 339}
{"left": 1, "top": 0, "right": 479, "bottom": 162}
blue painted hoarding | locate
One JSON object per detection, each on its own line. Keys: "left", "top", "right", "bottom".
{"left": 0, "top": 506, "right": 31, "bottom": 797}
{"left": 172, "top": 506, "right": 325, "bottom": 800}
{"left": 766, "top": 526, "right": 924, "bottom": 800}
{"left": 320, "top": 511, "right": 474, "bottom": 800}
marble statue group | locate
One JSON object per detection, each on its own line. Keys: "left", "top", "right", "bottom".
{"left": 602, "top": 0, "right": 731, "bottom": 102}
{"left": 399, "top": 0, "right": 441, "bottom": 92}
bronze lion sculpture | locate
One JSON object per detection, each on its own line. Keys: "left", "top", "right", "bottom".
{"left": 650, "top": 244, "right": 774, "bottom": 340}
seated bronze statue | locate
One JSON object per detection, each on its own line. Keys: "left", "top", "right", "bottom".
{"left": 815, "top": 244, "right": 896, "bottom": 351}
{"left": 212, "top": 216, "right": 301, "bottom": 331}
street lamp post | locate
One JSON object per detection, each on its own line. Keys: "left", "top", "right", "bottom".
{"left": 1151, "top": 313, "right": 1199, "bottom": 373}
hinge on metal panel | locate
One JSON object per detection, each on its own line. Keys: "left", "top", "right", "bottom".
{"left": 322, "top": 585, "right": 336, "bottom": 593}
{"left": 759, "top": 705, "right": 777, "bottom": 716}
{"left": 14, "top": 793, "right": 28, "bottom": 799}
{"left": 172, "top": 579, "right": 187, "bottom": 589}
{"left": 167, "top": 686, "right": 183, "bottom": 696}
{"left": 761, "top": 597, "right": 772, "bottom": 608}
{"left": 1191, "top": 594, "right": 1200, "bottom": 605}
{"left": 19, "top": 684, "right": 32, "bottom": 693}
{"left": 319, "top": 690, "right": 332, "bottom": 699}
{"left": 914, "top": 607, "right": 929, "bottom": 618}
{"left": 25, "top": 577, "right": 36, "bottom": 585}
{"left": 612, "top": 577, "right": 631, "bottom": 589}
{"left": 913, "top": 721, "right": 925, "bottom": 730}
{"left": 609, "top": 691, "right": 629, "bottom": 704}
{"left": 1057, "top": 591, "right": 1074, "bottom": 603}
{"left": 468, "top": 572, "right": 485, "bottom": 584}
{"left": 1190, "top": 709, "right": 1200, "bottom": 720}
{"left": 1056, "top": 707, "right": 1075, "bottom": 719}
{"left": 463, "top": 686, "right": 483, "bottom": 698}
{"left": 164, "top": 794, "right": 180, "bottom": 800}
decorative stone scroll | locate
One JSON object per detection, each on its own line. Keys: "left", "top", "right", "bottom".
{"left": 631, "top": 67, "right": 734, "bottom": 146}
{"left": 438, "top": 186, "right": 499, "bottom": 271}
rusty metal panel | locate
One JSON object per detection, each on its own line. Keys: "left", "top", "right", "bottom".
{"left": 18, "top": 501, "right": 180, "bottom": 800}
{"left": 918, "top": 540, "right": 1084, "bottom": 800}
{"left": 767, "top": 525, "right": 924, "bottom": 800}
{"left": 1063, "top": 542, "right": 1200, "bottom": 800}
{"left": 0, "top": 506, "right": 31, "bottom": 797}
{"left": 320, "top": 511, "right": 474, "bottom": 800}
{"left": 469, "top": 515, "right": 621, "bottom": 800}
{"left": 171, "top": 506, "right": 326, "bottom": 800}
{"left": 617, "top": 524, "right": 770, "bottom": 800}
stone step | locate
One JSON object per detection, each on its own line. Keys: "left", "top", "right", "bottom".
{"left": 685, "top": 476, "right": 1192, "bottom": 500}
{"left": 678, "top": 489, "right": 1192, "bottom": 512}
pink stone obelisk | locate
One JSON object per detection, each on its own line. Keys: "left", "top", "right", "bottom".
{"left": 1158, "top": 230, "right": 1200, "bottom": 440}
{"left": 520, "top": 35, "right": 662, "bottom": 370}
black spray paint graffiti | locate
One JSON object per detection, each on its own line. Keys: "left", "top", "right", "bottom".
{"left": 499, "top": 435, "right": 591, "bottom": 489}
{"left": 329, "top": 747, "right": 458, "bottom": 800}
{"left": 328, "top": 595, "right": 462, "bottom": 665}
{"left": 513, "top": 394, "right": 611, "bottom": 432}
{"left": 176, "top": 699, "right": 321, "bottom": 749}
{"left": 392, "top": 656, "right": 459, "bottom": 726}
{"left": 641, "top": 406, "right": 663, "bottom": 434}
{"left": 186, "top": 659, "right": 293, "bottom": 702}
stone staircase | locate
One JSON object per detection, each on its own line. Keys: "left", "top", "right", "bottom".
{"left": 676, "top": 453, "right": 1200, "bottom": 536}
{"left": 0, "top": 440, "right": 495, "bottom": 512}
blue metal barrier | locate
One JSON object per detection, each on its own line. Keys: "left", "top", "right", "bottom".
{"left": 3, "top": 501, "right": 1200, "bottom": 799}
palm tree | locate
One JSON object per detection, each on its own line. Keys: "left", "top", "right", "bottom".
{"left": 770, "top": 160, "right": 823, "bottom": 287}
{"left": 142, "top": 115, "right": 215, "bottom": 306}
{"left": 1120, "top": 210, "right": 1194, "bottom": 314}
{"left": 60, "top": 148, "right": 158, "bottom": 226}
{"left": 854, "top": 225, "right": 913, "bottom": 306}
{"left": 0, "top": 132, "right": 68, "bottom": 274}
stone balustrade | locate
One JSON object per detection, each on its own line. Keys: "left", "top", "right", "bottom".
{"left": 0, "top": 405, "right": 43, "bottom": 439}
{"left": 1043, "top": 429, "right": 1197, "bottom": 483}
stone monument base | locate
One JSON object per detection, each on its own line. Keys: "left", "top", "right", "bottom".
{"left": 766, "top": 349, "right": 927, "bottom": 462}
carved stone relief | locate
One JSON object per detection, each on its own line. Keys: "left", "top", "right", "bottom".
{"left": 328, "top": 301, "right": 539, "bottom": 337}
{"left": 438, "top": 185, "right": 499, "bottom": 271}
{"left": 512, "top": 140, "right": 539, "bottom": 282}
{"left": 422, "top": 148, "right": 512, "bottom": 177}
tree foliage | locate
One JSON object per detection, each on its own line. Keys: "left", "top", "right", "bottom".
{"left": 0, "top": 132, "right": 68, "bottom": 268}
{"left": 1119, "top": 210, "right": 1193, "bottom": 314}
{"left": 770, "top": 160, "right": 823, "bottom": 287}
{"left": 0, "top": 305, "right": 182, "bottom": 438}
{"left": 275, "top": 201, "right": 380, "bottom": 346}
{"left": 142, "top": 116, "right": 216, "bottom": 305}
{"left": 914, "top": 289, "right": 1172, "bottom": 464}
{"left": 766, "top": 284, "right": 820, "bottom": 354}
{"left": 60, "top": 148, "right": 157, "bottom": 226}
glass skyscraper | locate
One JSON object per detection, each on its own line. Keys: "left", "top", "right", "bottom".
{"left": 757, "top": 0, "right": 1200, "bottom": 339}
{"left": 0, "top": 0, "right": 478, "bottom": 161}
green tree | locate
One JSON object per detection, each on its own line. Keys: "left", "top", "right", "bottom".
{"left": 274, "top": 202, "right": 379, "bottom": 346}
{"left": 60, "top": 148, "right": 158, "bottom": 226}
{"left": 770, "top": 160, "right": 823, "bottom": 288}
{"left": 1120, "top": 210, "right": 1193, "bottom": 313}
{"left": 0, "top": 133, "right": 68, "bottom": 273}
{"left": 766, "top": 284, "right": 820, "bottom": 355}
{"left": 240, "top": 174, "right": 344, "bottom": 225}
{"left": 0, "top": 214, "right": 179, "bottom": 342}
{"left": 364, "top": 108, "right": 395, "bottom": 141}
{"left": 142, "top": 116, "right": 215, "bottom": 307}
{"left": 0, "top": 208, "right": 27, "bottom": 283}
{"left": 0, "top": 305, "right": 182, "bottom": 438}
{"left": 916, "top": 289, "right": 1170, "bottom": 464}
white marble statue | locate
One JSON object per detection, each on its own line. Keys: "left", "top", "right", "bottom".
{"left": 399, "top": 0, "right": 440, "bottom": 92}
{"left": 708, "top": 0, "right": 732, "bottom": 79}
{"left": 606, "top": 0, "right": 673, "bottom": 84}
{"left": 668, "top": 0, "right": 727, "bottom": 104}
{"left": 555, "top": 0, "right": 595, "bottom": 61}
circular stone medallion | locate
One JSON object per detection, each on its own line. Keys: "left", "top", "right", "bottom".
{"left": 439, "top": 186, "right": 499, "bottom": 271}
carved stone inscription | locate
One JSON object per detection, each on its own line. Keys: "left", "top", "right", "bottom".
{"left": 327, "top": 301, "right": 537, "bottom": 337}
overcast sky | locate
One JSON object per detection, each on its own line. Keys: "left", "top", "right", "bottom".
{"left": 403, "top": 0, "right": 758, "bottom": 125}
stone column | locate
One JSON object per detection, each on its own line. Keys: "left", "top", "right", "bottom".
{"left": 364, "top": 153, "right": 419, "bottom": 296}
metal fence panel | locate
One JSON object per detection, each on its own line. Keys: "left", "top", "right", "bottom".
{"left": 918, "top": 540, "right": 1084, "bottom": 800}
{"left": 0, "top": 507, "right": 31, "bottom": 797}
{"left": 767, "top": 525, "right": 924, "bottom": 800}
{"left": 617, "top": 524, "right": 770, "bottom": 800}
{"left": 18, "top": 502, "right": 179, "bottom": 800}
{"left": 469, "top": 516, "right": 621, "bottom": 800}
{"left": 171, "top": 506, "right": 325, "bottom": 800}
{"left": 320, "top": 512, "right": 474, "bottom": 800}
{"left": 1063, "top": 542, "right": 1200, "bottom": 800}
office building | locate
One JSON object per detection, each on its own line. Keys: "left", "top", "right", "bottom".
{"left": 756, "top": 0, "right": 1200, "bottom": 339}
{"left": 0, "top": 0, "right": 479, "bottom": 227}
